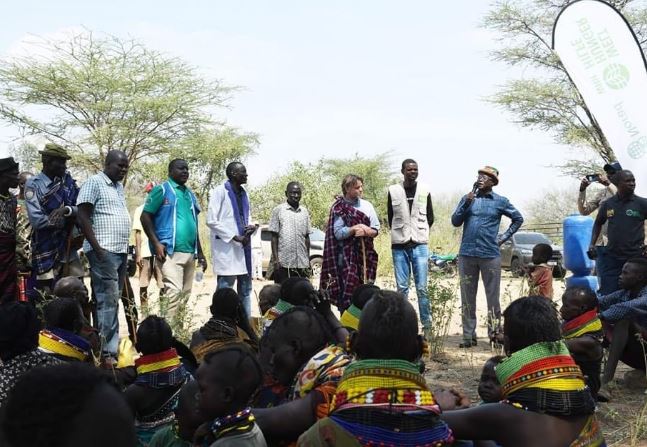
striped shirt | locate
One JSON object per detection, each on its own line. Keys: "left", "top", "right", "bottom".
{"left": 76, "top": 172, "right": 131, "bottom": 254}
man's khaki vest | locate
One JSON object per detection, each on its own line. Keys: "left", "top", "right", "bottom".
{"left": 389, "top": 182, "right": 430, "bottom": 244}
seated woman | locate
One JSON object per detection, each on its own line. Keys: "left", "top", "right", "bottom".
{"left": 441, "top": 296, "right": 604, "bottom": 447}
{"left": 298, "top": 290, "right": 454, "bottom": 446}
{"left": 560, "top": 287, "right": 604, "bottom": 399}
{"left": 39, "top": 297, "right": 92, "bottom": 363}
{"left": 254, "top": 306, "right": 351, "bottom": 444}
{"left": 261, "top": 277, "right": 315, "bottom": 331}
{"left": 339, "top": 283, "right": 380, "bottom": 331}
{"left": 0, "top": 301, "right": 60, "bottom": 407}
{"left": 2, "top": 363, "right": 137, "bottom": 447}
{"left": 149, "top": 380, "right": 204, "bottom": 447}
{"left": 190, "top": 288, "right": 258, "bottom": 363}
{"left": 124, "top": 316, "right": 190, "bottom": 446}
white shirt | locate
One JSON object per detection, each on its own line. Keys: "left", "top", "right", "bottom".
{"left": 206, "top": 182, "right": 252, "bottom": 276}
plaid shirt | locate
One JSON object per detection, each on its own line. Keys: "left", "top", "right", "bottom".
{"left": 598, "top": 285, "right": 647, "bottom": 328}
{"left": 76, "top": 172, "right": 131, "bottom": 254}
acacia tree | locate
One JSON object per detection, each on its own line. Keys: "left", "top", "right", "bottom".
{"left": 0, "top": 31, "right": 254, "bottom": 183}
{"left": 483, "top": 0, "right": 647, "bottom": 175}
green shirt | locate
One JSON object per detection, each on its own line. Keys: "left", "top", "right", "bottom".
{"left": 144, "top": 178, "right": 198, "bottom": 253}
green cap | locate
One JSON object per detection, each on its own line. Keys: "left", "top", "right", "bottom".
{"left": 39, "top": 143, "right": 71, "bottom": 160}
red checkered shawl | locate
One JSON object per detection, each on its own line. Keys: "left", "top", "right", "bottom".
{"left": 320, "top": 197, "right": 378, "bottom": 310}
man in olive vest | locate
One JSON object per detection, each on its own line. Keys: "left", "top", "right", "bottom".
{"left": 387, "top": 159, "right": 434, "bottom": 337}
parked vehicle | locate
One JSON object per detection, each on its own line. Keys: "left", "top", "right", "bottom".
{"left": 429, "top": 252, "right": 458, "bottom": 277}
{"left": 259, "top": 225, "right": 325, "bottom": 280}
{"left": 500, "top": 231, "right": 566, "bottom": 278}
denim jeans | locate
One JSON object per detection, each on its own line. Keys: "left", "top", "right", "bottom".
{"left": 87, "top": 250, "right": 127, "bottom": 357}
{"left": 458, "top": 255, "right": 501, "bottom": 342}
{"left": 392, "top": 244, "right": 430, "bottom": 329}
{"left": 598, "top": 250, "right": 625, "bottom": 296}
{"left": 217, "top": 274, "right": 252, "bottom": 319}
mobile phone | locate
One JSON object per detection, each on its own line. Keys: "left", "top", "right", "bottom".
{"left": 586, "top": 174, "right": 600, "bottom": 182}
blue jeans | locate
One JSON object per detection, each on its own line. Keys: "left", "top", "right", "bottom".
{"left": 392, "top": 245, "right": 430, "bottom": 328}
{"left": 217, "top": 274, "right": 252, "bottom": 319}
{"left": 598, "top": 250, "right": 625, "bottom": 296}
{"left": 87, "top": 250, "right": 127, "bottom": 357}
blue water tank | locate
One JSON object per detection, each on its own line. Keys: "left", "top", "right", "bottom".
{"left": 563, "top": 214, "right": 595, "bottom": 276}
{"left": 566, "top": 275, "right": 599, "bottom": 292}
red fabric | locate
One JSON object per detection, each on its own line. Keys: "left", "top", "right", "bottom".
{"left": 529, "top": 265, "right": 553, "bottom": 299}
{"left": 319, "top": 197, "right": 378, "bottom": 310}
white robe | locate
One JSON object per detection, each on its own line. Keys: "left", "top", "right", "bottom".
{"left": 207, "top": 183, "right": 251, "bottom": 276}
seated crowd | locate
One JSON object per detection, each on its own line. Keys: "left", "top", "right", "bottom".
{"left": 0, "top": 258, "right": 646, "bottom": 446}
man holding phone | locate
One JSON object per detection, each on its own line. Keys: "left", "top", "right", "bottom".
{"left": 588, "top": 170, "right": 647, "bottom": 295}
{"left": 578, "top": 162, "right": 620, "bottom": 295}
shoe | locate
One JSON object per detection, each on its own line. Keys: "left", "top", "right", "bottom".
{"left": 459, "top": 339, "right": 477, "bottom": 348}
{"left": 597, "top": 384, "right": 611, "bottom": 402}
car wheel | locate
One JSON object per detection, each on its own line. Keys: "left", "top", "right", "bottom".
{"left": 310, "top": 257, "right": 323, "bottom": 281}
{"left": 510, "top": 257, "right": 523, "bottom": 278}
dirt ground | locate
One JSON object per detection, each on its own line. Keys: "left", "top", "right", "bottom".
{"left": 117, "top": 272, "right": 647, "bottom": 446}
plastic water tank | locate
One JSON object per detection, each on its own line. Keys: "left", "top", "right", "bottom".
{"left": 566, "top": 275, "right": 599, "bottom": 292}
{"left": 563, "top": 214, "right": 595, "bottom": 276}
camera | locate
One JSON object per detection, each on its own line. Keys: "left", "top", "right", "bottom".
{"left": 586, "top": 174, "right": 600, "bottom": 183}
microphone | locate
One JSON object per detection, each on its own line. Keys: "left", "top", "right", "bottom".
{"left": 471, "top": 182, "right": 479, "bottom": 195}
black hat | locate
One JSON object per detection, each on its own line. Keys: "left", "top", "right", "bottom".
{"left": 603, "top": 162, "right": 622, "bottom": 174}
{"left": 0, "top": 157, "right": 19, "bottom": 173}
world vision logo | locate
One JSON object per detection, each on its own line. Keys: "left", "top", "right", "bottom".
{"left": 627, "top": 136, "right": 647, "bottom": 160}
{"left": 626, "top": 209, "right": 642, "bottom": 218}
{"left": 603, "top": 63, "right": 630, "bottom": 89}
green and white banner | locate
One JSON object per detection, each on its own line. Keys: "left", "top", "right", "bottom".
{"left": 553, "top": 0, "right": 647, "bottom": 194}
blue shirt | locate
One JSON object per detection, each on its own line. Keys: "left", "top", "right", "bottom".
{"left": 451, "top": 191, "right": 523, "bottom": 259}
{"left": 598, "top": 285, "right": 647, "bottom": 328}
{"left": 333, "top": 198, "right": 380, "bottom": 240}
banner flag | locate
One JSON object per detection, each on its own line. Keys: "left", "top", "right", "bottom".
{"left": 553, "top": 0, "right": 647, "bottom": 194}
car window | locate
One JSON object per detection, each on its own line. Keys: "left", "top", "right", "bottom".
{"left": 514, "top": 233, "right": 551, "bottom": 245}
{"left": 309, "top": 228, "right": 325, "bottom": 241}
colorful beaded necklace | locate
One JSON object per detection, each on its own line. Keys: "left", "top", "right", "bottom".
{"left": 340, "top": 304, "right": 361, "bottom": 330}
{"left": 135, "top": 348, "right": 182, "bottom": 375}
{"left": 38, "top": 328, "right": 90, "bottom": 362}
{"left": 210, "top": 407, "right": 255, "bottom": 440}
{"left": 495, "top": 341, "right": 585, "bottom": 396}
{"left": 333, "top": 359, "right": 439, "bottom": 413}
{"left": 562, "top": 308, "right": 602, "bottom": 339}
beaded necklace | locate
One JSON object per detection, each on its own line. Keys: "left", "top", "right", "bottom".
{"left": 38, "top": 328, "right": 90, "bottom": 362}
{"left": 135, "top": 348, "right": 181, "bottom": 375}
{"left": 333, "top": 359, "right": 439, "bottom": 412}
{"left": 330, "top": 359, "right": 454, "bottom": 446}
{"left": 340, "top": 304, "right": 361, "bottom": 330}
{"left": 210, "top": 407, "right": 255, "bottom": 440}
{"left": 265, "top": 299, "right": 293, "bottom": 322}
{"left": 495, "top": 341, "right": 585, "bottom": 396}
{"left": 562, "top": 308, "right": 602, "bottom": 339}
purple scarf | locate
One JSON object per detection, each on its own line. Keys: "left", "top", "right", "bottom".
{"left": 224, "top": 180, "right": 252, "bottom": 276}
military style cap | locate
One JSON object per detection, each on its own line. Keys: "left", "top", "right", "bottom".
{"left": 0, "top": 156, "right": 19, "bottom": 173}
{"left": 39, "top": 143, "right": 71, "bottom": 160}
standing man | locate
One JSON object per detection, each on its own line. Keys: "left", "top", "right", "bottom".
{"left": 140, "top": 159, "right": 207, "bottom": 322}
{"left": 387, "top": 159, "right": 434, "bottom": 338}
{"left": 0, "top": 157, "right": 20, "bottom": 303}
{"left": 589, "top": 170, "right": 647, "bottom": 295}
{"left": 578, "top": 162, "right": 620, "bottom": 295}
{"left": 76, "top": 150, "right": 131, "bottom": 364}
{"left": 24, "top": 144, "right": 81, "bottom": 293}
{"left": 131, "top": 182, "right": 164, "bottom": 316}
{"left": 207, "top": 162, "right": 257, "bottom": 319}
{"left": 451, "top": 166, "right": 523, "bottom": 348}
{"left": 269, "top": 182, "right": 312, "bottom": 283}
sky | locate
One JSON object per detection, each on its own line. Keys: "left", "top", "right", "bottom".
{"left": 0, "top": 0, "right": 588, "bottom": 215}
